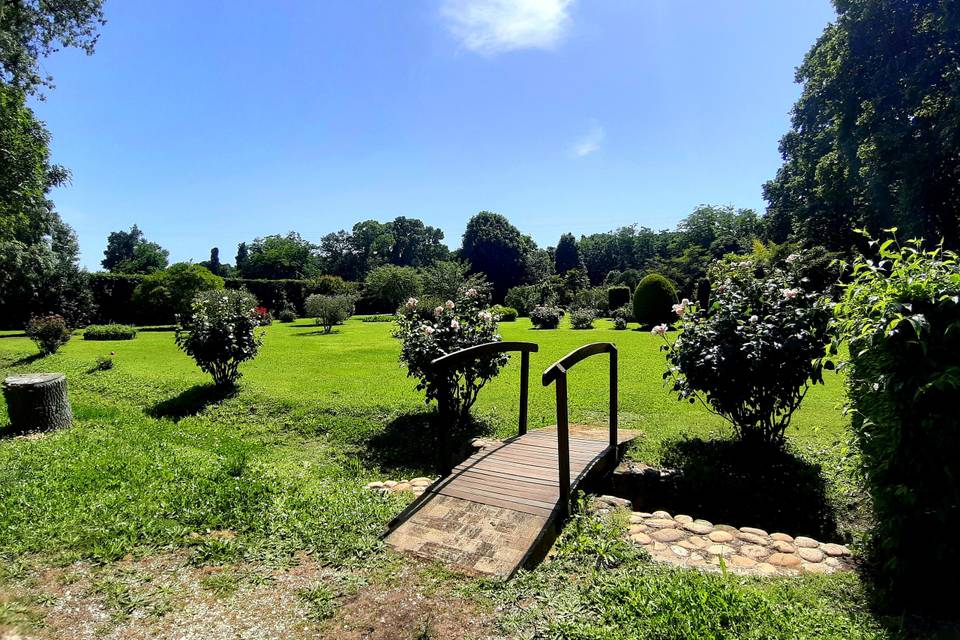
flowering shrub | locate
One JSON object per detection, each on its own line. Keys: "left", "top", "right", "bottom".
{"left": 569, "top": 307, "right": 597, "bottom": 329}
{"left": 611, "top": 305, "right": 632, "bottom": 330}
{"left": 277, "top": 305, "right": 297, "bottom": 323}
{"left": 833, "top": 231, "right": 960, "bottom": 614}
{"left": 175, "top": 290, "right": 265, "bottom": 387}
{"left": 657, "top": 258, "right": 833, "bottom": 445}
{"left": 253, "top": 306, "right": 272, "bottom": 326}
{"left": 305, "top": 294, "right": 354, "bottom": 333}
{"left": 529, "top": 306, "right": 562, "bottom": 329}
{"left": 394, "top": 288, "right": 506, "bottom": 420}
{"left": 26, "top": 314, "right": 72, "bottom": 355}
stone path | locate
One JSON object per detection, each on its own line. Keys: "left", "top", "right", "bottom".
{"left": 619, "top": 505, "right": 852, "bottom": 576}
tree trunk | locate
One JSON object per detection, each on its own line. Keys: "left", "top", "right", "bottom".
{"left": 2, "top": 373, "right": 72, "bottom": 433}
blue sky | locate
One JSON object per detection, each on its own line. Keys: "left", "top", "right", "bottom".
{"left": 32, "top": 0, "right": 836, "bottom": 270}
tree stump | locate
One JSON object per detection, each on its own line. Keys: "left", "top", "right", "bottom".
{"left": 2, "top": 373, "right": 72, "bottom": 433}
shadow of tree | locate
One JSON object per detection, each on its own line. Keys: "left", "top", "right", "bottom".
{"left": 292, "top": 329, "right": 341, "bottom": 337}
{"left": 9, "top": 353, "right": 44, "bottom": 366}
{"left": 647, "top": 437, "right": 839, "bottom": 539}
{"left": 0, "top": 333, "right": 27, "bottom": 339}
{"left": 363, "top": 410, "right": 493, "bottom": 474}
{"left": 147, "top": 383, "right": 235, "bottom": 421}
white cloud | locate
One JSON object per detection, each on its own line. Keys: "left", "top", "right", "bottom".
{"left": 441, "top": 0, "right": 575, "bottom": 55}
{"left": 570, "top": 120, "right": 604, "bottom": 157}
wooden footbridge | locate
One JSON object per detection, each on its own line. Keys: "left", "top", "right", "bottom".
{"left": 385, "top": 342, "right": 635, "bottom": 578}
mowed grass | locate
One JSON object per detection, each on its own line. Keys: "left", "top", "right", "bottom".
{"left": 0, "top": 317, "right": 897, "bottom": 638}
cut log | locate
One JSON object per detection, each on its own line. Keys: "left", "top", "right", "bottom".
{"left": 2, "top": 373, "right": 72, "bottom": 433}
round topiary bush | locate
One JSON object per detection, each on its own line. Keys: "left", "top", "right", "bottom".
{"left": 490, "top": 305, "right": 518, "bottom": 322}
{"left": 633, "top": 274, "right": 677, "bottom": 327}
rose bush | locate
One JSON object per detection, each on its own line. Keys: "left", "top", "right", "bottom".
{"left": 656, "top": 257, "right": 833, "bottom": 445}
{"left": 394, "top": 287, "right": 506, "bottom": 420}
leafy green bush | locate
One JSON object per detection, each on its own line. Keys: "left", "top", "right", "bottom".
{"left": 658, "top": 259, "right": 833, "bottom": 445}
{"left": 530, "top": 306, "right": 562, "bottom": 329}
{"left": 608, "top": 285, "right": 631, "bottom": 312}
{"left": 93, "top": 355, "right": 114, "bottom": 371}
{"left": 569, "top": 307, "right": 596, "bottom": 329}
{"left": 26, "top": 313, "right": 71, "bottom": 355}
{"left": 611, "top": 305, "right": 632, "bottom": 330}
{"left": 134, "top": 263, "right": 224, "bottom": 323}
{"left": 362, "top": 265, "right": 421, "bottom": 312}
{"left": 83, "top": 324, "right": 137, "bottom": 340}
{"left": 573, "top": 287, "right": 609, "bottom": 316}
{"left": 633, "top": 274, "right": 677, "bottom": 327}
{"left": 490, "top": 305, "right": 517, "bottom": 321}
{"left": 394, "top": 289, "right": 505, "bottom": 420}
{"left": 505, "top": 281, "right": 559, "bottom": 316}
{"left": 175, "top": 290, "right": 265, "bottom": 387}
{"left": 833, "top": 231, "right": 960, "bottom": 615}
{"left": 277, "top": 306, "right": 297, "bottom": 323}
{"left": 304, "top": 294, "right": 354, "bottom": 333}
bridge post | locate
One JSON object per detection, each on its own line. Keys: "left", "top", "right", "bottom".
{"left": 555, "top": 370, "right": 571, "bottom": 522}
{"left": 519, "top": 350, "right": 530, "bottom": 435}
{"left": 609, "top": 346, "right": 618, "bottom": 454}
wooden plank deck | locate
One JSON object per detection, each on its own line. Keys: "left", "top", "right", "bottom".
{"left": 384, "top": 426, "right": 636, "bottom": 578}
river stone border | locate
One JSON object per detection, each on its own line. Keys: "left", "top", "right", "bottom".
{"left": 365, "top": 477, "right": 435, "bottom": 496}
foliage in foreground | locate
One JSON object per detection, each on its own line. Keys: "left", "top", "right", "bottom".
{"left": 176, "top": 289, "right": 264, "bottom": 387}
{"left": 834, "top": 231, "right": 960, "bottom": 616}
{"left": 660, "top": 258, "right": 833, "bottom": 445}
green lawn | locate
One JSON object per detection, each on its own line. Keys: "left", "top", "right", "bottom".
{"left": 0, "top": 317, "right": 902, "bottom": 638}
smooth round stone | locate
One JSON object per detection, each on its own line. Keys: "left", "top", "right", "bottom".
{"left": 383, "top": 480, "right": 398, "bottom": 488}
{"left": 714, "top": 524, "right": 739, "bottom": 534}
{"left": 629, "top": 513, "right": 645, "bottom": 524}
{"left": 670, "top": 545, "right": 690, "bottom": 558}
{"left": 693, "top": 518, "right": 713, "bottom": 527}
{"left": 392, "top": 482, "right": 412, "bottom": 492}
{"left": 737, "top": 532, "right": 767, "bottom": 546}
{"left": 676, "top": 539, "right": 699, "bottom": 550}
{"left": 708, "top": 530, "right": 735, "bottom": 543}
{"left": 771, "top": 540, "right": 796, "bottom": 554}
{"left": 646, "top": 518, "right": 678, "bottom": 529}
{"left": 674, "top": 514, "right": 693, "bottom": 524}
{"left": 652, "top": 541, "right": 667, "bottom": 551}
{"left": 631, "top": 532, "right": 652, "bottom": 545}
{"left": 706, "top": 544, "right": 734, "bottom": 557}
{"left": 740, "top": 544, "right": 771, "bottom": 560}
{"left": 683, "top": 522, "right": 713, "bottom": 535}
{"left": 688, "top": 552, "right": 705, "bottom": 564}
{"left": 825, "top": 557, "right": 840, "bottom": 567}
{"left": 756, "top": 562, "right": 778, "bottom": 575}
{"left": 628, "top": 524, "right": 647, "bottom": 535}
{"left": 740, "top": 526, "right": 768, "bottom": 537}
{"left": 770, "top": 532, "right": 794, "bottom": 542}
{"left": 768, "top": 553, "right": 802, "bottom": 567}
{"left": 636, "top": 512, "right": 653, "bottom": 518}
{"left": 651, "top": 510, "right": 672, "bottom": 519}
{"left": 410, "top": 477, "right": 433, "bottom": 486}
{"left": 651, "top": 528, "right": 686, "bottom": 543}
{"left": 804, "top": 562, "right": 833, "bottom": 574}
{"left": 365, "top": 482, "right": 384, "bottom": 489}
{"left": 798, "top": 548, "right": 825, "bottom": 563}
{"left": 794, "top": 536, "right": 819, "bottom": 548}
{"left": 821, "top": 543, "right": 851, "bottom": 557}
{"left": 727, "top": 554, "right": 757, "bottom": 568}
{"left": 687, "top": 536, "right": 709, "bottom": 548}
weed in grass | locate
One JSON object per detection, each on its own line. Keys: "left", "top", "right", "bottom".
{"left": 297, "top": 583, "right": 336, "bottom": 621}
{"left": 200, "top": 571, "right": 242, "bottom": 598}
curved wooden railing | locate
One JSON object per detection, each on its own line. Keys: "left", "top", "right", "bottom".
{"left": 431, "top": 341, "right": 539, "bottom": 476}
{"left": 541, "top": 342, "right": 618, "bottom": 520}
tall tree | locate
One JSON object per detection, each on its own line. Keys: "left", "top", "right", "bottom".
{"left": 554, "top": 233, "right": 580, "bottom": 274}
{"left": 101, "top": 225, "right": 169, "bottom": 273}
{"left": 237, "top": 232, "right": 319, "bottom": 279}
{"left": 461, "top": 211, "right": 535, "bottom": 300}
{"left": 764, "top": 0, "right": 960, "bottom": 251}
{"left": 203, "top": 247, "right": 222, "bottom": 276}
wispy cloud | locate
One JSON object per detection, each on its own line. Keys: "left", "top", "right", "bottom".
{"left": 570, "top": 120, "right": 604, "bottom": 157}
{"left": 441, "top": 0, "right": 575, "bottom": 56}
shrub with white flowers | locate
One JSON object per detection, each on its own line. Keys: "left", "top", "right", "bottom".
{"left": 394, "top": 287, "right": 507, "bottom": 420}
{"left": 175, "top": 289, "right": 265, "bottom": 387}
{"left": 656, "top": 258, "right": 834, "bottom": 445}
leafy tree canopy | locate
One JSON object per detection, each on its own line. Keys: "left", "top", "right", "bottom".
{"left": 101, "top": 225, "right": 169, "bottom": 274}
{"left": 460, "top": 211, "right": 539, "bottom": 300}
{"left": 238, "top": 232, "right": 320, "bottom": 280}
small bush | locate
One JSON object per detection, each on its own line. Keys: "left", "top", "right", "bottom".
{"left": 253, "top": 306, "right": 272, "bottom": 326}
{"left": 608, "top": 285, "right": 631, "bottom": 312}
{"left": 529, "top": 306, "right": 562, "bottom": 329}
{"left": 569, "top": 307, "right": 596, "bottom": 329}
{"left": 277, "top": 306, "right": 296, "bottom": 323}
{"left": 26, "top": 314, "right": 72, "bottom": 355}
{"left": 490, "top": 305, "right": 518, "bottom": 322}
{"left": 611, "top": 305, "right": 632, "bottom": 330}
{"left": 304, "top": 294, "right": 354, "bottom": 333}
{"left": 83, "top": 324, "right": 137, "bottom": 341}
{"left": 93, "top": 355, "right": 114, "bottom": 371}
{"left": 633, "top": 274, "right": 677, "bottom": 327}
{"left": 360, "top": 314, "right": 394, "bottom": 323}
{"left": 175, "top": 290, "right": 265, "bottom": 387}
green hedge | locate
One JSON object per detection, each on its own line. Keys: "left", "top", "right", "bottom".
{"left": 633, "top": 274, "right": 677, "bottom": 327}
{"left": 84, "top": 324, "right": 137, "bottom": 340}
{"left": 608, "top": 285, "right": 631, "bottom": 312}
{"left": 89, "top": 273, "right": 145, "bottom": 325}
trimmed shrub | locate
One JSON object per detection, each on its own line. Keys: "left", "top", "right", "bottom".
{"left": 305, "top": 294, "right": 354, "bottom": 333}
{"left": 633, "top": 274, "right": 677, "bottom": 327}
{"left": 175, "top": 290, "right": 264, "bottom": 387}
{"left": 26, "top": 314, "right": 71, "bottom": 355}
{"left": 490, "top": 305, "right": 518, "bottom": 322}
{"left": 569, "top": 307, "right": 596, "bottom": 329}
{"left": 608, "top": 285, "right": 631, "bottom": 312}
{"left": 83, "top": 324, "right": 137, "bottom": 340}
{"left": 833, "top": 233, "right": 960, "bottom": 615}
{"left": 659, "top": 259, "right": 832, "bottom": 446}
{"left": 530, "top": 306, "right": 562, "bottom": 329}
{"left": 277, "top": 306, "right": 296, "bottom": 323}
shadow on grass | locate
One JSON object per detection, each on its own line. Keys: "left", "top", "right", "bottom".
{"left": 634, "top": 437, "right": 839, "bottom": 539}
{"left": 9, "top": 353, "right": 44, "bottom": 366}
{"left": 147, "top": 383, "right": 236, "bottom": 421}
{"left": 0, "top": 332, "right": 27, "bottom": 339}
{"left": 292, "top": 328, "right": 341, "bottom": 337}
{"left": 363, "top": 410, "right": 493, "bottom": 473}
{"left": 136, "top": 325, "right": 177, "bottom": 332}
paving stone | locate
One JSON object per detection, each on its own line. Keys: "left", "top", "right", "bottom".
{"left": 737, "top": 532, "right": 767, "bottom": 546}
{"left": 674, "top": 514, "right": 693, "bottom": 524}
{"left": 740, "top": 544, "right": 771, "bottom": 560}
{"left": 706, "top": 544, "right": 734, "bottom": 557}
{"left": 771, "top": 540, "right": 796, "bottom": 554}
{"left": 770, "top": 532, "right": 794, "bottom": 542}
{"left": 651, "top": 528, "right": 686, "bottom": 543}
{"left": 821, "top": 543, "right": 851, "bottom": 557}
{"left": 670, "top": 545, "right": 690, "bottom": 558}
{"left": 708, "top": 530, "right": 735, "bottom": 543}
{"left": 651, "top": 510, "right": 672, "bottom": 519}
{"left": 727, "top": 554, "right": 757, "bottom": 568}
{"left": 740, "top": 526, "right": 768, "bottom": 537}
{"left": 646, "top": 518, "right": 678, "bottom": 529}
{"left": 794, "top": 536, "right": 819, "bottom": 548}
{"left": 683, "top": 521, "right": 714, "bottom": 535}
{"left": 768, "top": 552, "right": 802, "bottom": 567}
{"left": 630, "top": 532, "right": 652, "bottom": 545}
{"left": 798, "top": 548, "right": 825, "bottom": 563}
{"left": 804, "top": 562, "right": 833, "bottom": 574}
